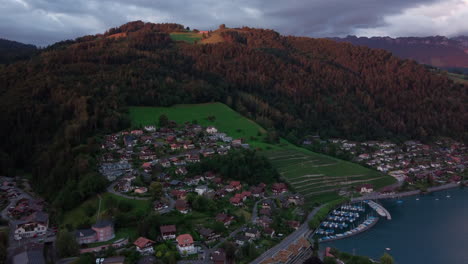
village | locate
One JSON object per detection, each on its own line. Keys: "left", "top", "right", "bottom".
{"left": 0, "top": 120, "right": 314, "bottom": 264}
{"left": 325, "top": 138, "right": 467, "bottom": 192}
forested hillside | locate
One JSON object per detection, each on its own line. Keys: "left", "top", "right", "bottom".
{"left": 0, "top": 38, "right": 37, "bottom": 64}
{"left": 0, "top": 21, "right": 466, "bottom": 210}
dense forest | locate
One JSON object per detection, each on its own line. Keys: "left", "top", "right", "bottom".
{"left": 0, "top": 38, "right": 37, "bottom": 64}
{"left": 0, "top": 21, "right": 466, "bottom": 210}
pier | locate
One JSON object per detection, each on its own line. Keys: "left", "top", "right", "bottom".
{"left": 365, "top": 200, "right": 392, "bottom": 220}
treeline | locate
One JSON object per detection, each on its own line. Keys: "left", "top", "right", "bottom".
{"left": 0, "top": 21, "right": 466, "bottom": 212}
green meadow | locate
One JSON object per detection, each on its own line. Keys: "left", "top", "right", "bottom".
{"left": 128, "top": 103, "right": 396, "bottom": 205}
{"left": 169, "top": 32, "right": 203, "bottom": 44}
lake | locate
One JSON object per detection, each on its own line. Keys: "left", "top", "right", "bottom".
{"left": 324, "top": 187, "right": 468, "bottom": 264}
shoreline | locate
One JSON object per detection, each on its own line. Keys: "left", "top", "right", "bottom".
{"left": 352, "top": 181, "right": 465, "bottom": 202}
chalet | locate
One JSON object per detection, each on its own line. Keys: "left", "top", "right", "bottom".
{"left": 175, "top": 167, "right": 188, "bottom": 176}
{"left": 213, "top": 177, "right": 223, "bottom": 186}
{"left": 170, "top": 144, "right": 180, "bottom": 150}
{"left": 210, "top": 249, "right": 227, "bottom": 264}
{"left": 123, "top": 135, "right": 137, "bottom": 147}
{"left": 176, "top": 234, "right": 196, "bottom": 255}
{"left": 263, "top": 227, "right": 275, "bottom": 238}
{"left": 201, "top": 148, "right": 215, "bottom": 157}
{"left": 240, "top": 191, "right": 251, "bottom": 200}
{"left": 204, "top": 171, "right": 216, "bottom": 180}
{"left": 171, "top": 190, "right": 187, "bottom": 200}
{"left": 160, "top": 225, "right": 177, "bottom": 240}
{"left": 199, "top": 227, "right": 220, "bottom": 243}
{"left": 131, "top": 130, "right": 143, "bottom": 135}
{"left": 183, "top": 143, "right": 195, "bottom": 150}
{"left": 251, "top": 187, "right": 264, "bottom": 198}
{"left": 287, "top": 221, "right": 301, "bottom": 230}
{"left": 230, "top": 181, "right": 242, "bottom": 191}
{"left": 259, "top": 208, "right": 272, "bottom": 216}
{"left": 141, "top": 162, "right": 152, "bottom": 170}
{"left": 234, "top": 234, "right": 250, "bottom": 246}
{"left": 257, "top": 216, "right": 273, "bottom": 228}
{"left": 160, "top": 159, "right": 171, "bottom": 168}
{"left": 232, "top": 139, "right": 242, "bottom": 146}
{"left": 229, "top": 196, "right": 243, "bottom": 206}
{"left": 206, "top": 127, "right": 218, "bottom": 134}
{"left": 186, "top": 154, "right": 200, "bottom": 163}
{"left": 272, "top": 183, "right": 288, "bottom": 194}
{"left": 144, "top": 126, "right": 156, "bottom": 132}
{"left": 166, "top": 135, "right": 176, "bottom": 142}
{"left": 134, "top": 237, "right": 155, "bottom": 255}
{"left": 153, "top": 201, "right": 166, "bottom": 211}
{"left": 216, "top": 213, "right": 234, "bottom": 226}
{"left": 358, "top": 184, "right": 374, "bottom": 194}
{"left": 261, "top": 200, "right": 273, "bottom": 210}
{"left": 175, "top": 200, "right": 190, "bottom": 214}
{"left": 195, "top": 185, "right": 209, "bottom": 196}
{"left": 12, "top": 212, "right": 49, "bottom": 240}
{"left": 134, "top": 187, "right": 148, "bottom": 194}
{"left": 217, "top": 148, "right": 229, "bottom": 155}
{"left": 244, "top": 227, "right": 260, "bottom": 240}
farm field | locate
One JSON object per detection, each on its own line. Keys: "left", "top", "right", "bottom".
{"left": 169, "top": 32, "right": 203, "bottom": 43}
{"left": 128, "top": 103, "right": 396, "bottom": 205}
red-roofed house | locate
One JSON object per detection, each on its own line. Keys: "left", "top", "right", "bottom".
{"left": 134, "top": 237, "right": 155, "bottom": 255}
{"left": 272, "top": 183, "right": 288, "bottom": 194}
{"left": 230, "top": 181, "right": 242, "bottom": 190}
{"left": 160, "top": 225, "right": 177, "bottom": 240}
{"left": 230, "top": 196, "right": 243, "bottom": 206}
{"left": 176, "top": 234, "right": 196, "bottom": 255}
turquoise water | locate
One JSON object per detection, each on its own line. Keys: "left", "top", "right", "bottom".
{"left": 324, "top": 188, "right": 468, "bottom": 264}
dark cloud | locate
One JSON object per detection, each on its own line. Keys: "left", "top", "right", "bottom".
{"left": 0, "top": 0, "right": 466, "bottom": 46}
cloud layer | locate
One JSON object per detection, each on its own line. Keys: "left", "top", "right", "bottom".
{"left": 1, "top": 0, "right": 467, "bottom": 46}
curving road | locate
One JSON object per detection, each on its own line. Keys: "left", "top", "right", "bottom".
{"left": 250, "top": 204, "right": 326, "bottom": 264}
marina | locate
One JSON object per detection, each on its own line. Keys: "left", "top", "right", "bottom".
{"left": 312, "top": 202, "right": 385, "bottom": 243}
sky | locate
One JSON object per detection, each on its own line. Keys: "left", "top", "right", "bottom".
{"left": 1, "top": 0, "right": 468, "bottom": 46}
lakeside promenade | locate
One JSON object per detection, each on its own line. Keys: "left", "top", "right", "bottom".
{"left": 351, "top": 182, "right": 463, "bottom": 202}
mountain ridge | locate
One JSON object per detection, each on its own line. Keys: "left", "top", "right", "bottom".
{"left": 332, "top": 35, "right": 468, "bottom": 68}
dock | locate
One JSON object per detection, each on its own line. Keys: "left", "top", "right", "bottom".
{"left": 365, "top": 200, "right": 391, "bottom": 220}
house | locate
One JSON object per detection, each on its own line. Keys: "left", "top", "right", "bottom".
{"left": 144, "top": 126, "right": 156, "bottom": 132}
{"left": 131, "top": 130, "right": 144, "bottom": 135}
{"left": 92, "top": 220, "right": 115, "bottom": 242}
{"left": 75, "top": 229, "right": 97, "bottom": 244}
{"left": 134, "top": 237, "right": 155, "bottom": 255}
{"left": 230, "top": 181, "right": 242, "bottom": 190}
{"left": 198, "top": 30, "right": 210, "bottom": 35}
{"left": 160, "top": 225, "right": 177, "bottom": 240}
{"left": 232, "top": 139, "right": 242, "bottom": 146}
{"left": 175, "top": 167, "right": 188, "bottom": 176}
{"left": 234, "top": 234, "right": 250, "bottom": 246}
{"left": 358, "top": 184, "right": 374, "bottom": 193}
{"left": 171, "top": 190, "right": 187, "bottom": 200}
{"left": 287, "top": 221, "right": 301, "bottom": 230}
{"left": 199, "top": 227, "right": 220, "bottom": 243}
{"left": 134, "top": 187, "right": 148, "bottom": 194}
{"left": 176, "top": 234, "right": 196, "bottom": 255}
{"left": 261, "top": 200, "right": 273, "bottom": 210}
{"left": 259, "top": 208, "right": 272, "bottom": 216}
{"left": 175, "top": 200, "right": 190, "bottom": 214}
{"left": 272, "top": 183, "right": 288, "bottom": 194}
{"left": 244, "top": 227, "right": 260, "bottom": 240}
{"left": 160, "top": 159, "right": 171, "bottom": 168}
{"left": 123, "top": 135, "right": 137, "bottom": 147}
{"left": 206, "top": 126, "right": 218, "bottom": 134}
{"left": 12, "top": 212, "right": 49, "bottom": 240}
{"left": 195, "top": 185, "right": 209, "bottom": 196}
{"left": 257, "top": 216, "right": 273, "bottom": 228}
{"left": 210, "top": 249, "right": 227, "bottom": 264}
{"left": 251, "top": 187, "right": 264, "bottom": 198}
{"left": 216, "top": 213, "right": 234, "bottom": 226}
{"left": 229, "top": 196, "right": 243, "bottom": 206}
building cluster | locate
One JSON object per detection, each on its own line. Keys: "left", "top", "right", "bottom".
{"left": 331, "top": 139, "right": 466, "bottom": 186}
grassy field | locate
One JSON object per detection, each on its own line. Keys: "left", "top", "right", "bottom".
{"left": 129, "top": 103, "right": 278, "bottom": 149}
{"left": 128, "top": 103, "right": 396, "bottom": 205}
{"left": 62, "top": 193, "right": 150, "bottom": 229}
{"left": 169, "top": 32, "right": 203, "bottom": 44}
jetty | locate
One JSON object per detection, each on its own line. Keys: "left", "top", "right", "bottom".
{"left": 365, "top": 200, "right": 391, "bottom": 220}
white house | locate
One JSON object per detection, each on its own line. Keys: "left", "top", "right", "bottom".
{"left": 195, "top": 185, "right": 209, "bottom": 196}
{"left": 12, "top": 212, "right": 49, "bottom": 240}
{"left": 206, "top": 127, "right": 218, "bottom": 134}
{"left": 134, "top": 237, "right": 155, "bottom": 255}
{"left": 176, "top": 234, "right": 196, "bottom": 255}
{"left": 144, "top": 126, "right": 156, "bottom": 132}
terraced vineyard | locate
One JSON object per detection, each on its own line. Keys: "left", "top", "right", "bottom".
{"left": 264, "top": 148, "right": 396, "bottom": 205}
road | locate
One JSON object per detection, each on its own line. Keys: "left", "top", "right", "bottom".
{"left": 250, "top": 204, "right": 326, "bottom": 264}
